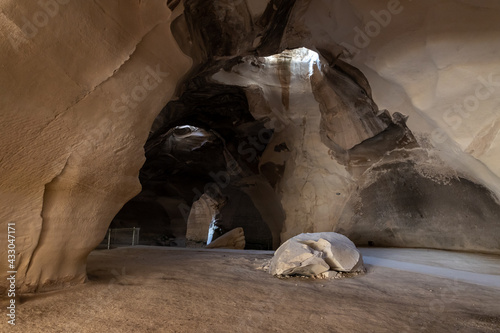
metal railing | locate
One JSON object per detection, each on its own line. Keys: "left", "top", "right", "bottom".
{"left": 104, "top": 227, "right": 140, "bottom": 249}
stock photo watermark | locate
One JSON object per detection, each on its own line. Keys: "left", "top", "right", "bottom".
{"left": 340, "top": 0, "right": 410, "bottom": 62}
{"left": 6, "top": 222, "right": 17, "bottom": 326}
{"left": 112, "top": 64, "right": 171, "bottom": 119}
{"left": 402, "top": 277, "right": 467, "bottom": 332}
{"left": 72, "top": 64, "right": 170, "bottom": 161}
{"left": 213, "top": 0, "right": 244, "bottom": 21}
{"left": 177, "top": 108, "right": 291, "bottom": 221}
{"left": 63, "top": 266, "right": 136, "bottom": 331}
{"left": 8, "top": 0, "right": 74, "bottom": 53}
{"left": 431, "top": 72, "right": 500, "bottom": 145}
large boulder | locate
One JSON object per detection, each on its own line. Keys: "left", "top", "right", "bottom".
{"left": 206, "top": 227, "right": 246, "bottom": 250}
{"left": 186, "top": 194, "right": 220, "bottom": 243}
{"left": 269, "top": 232, "right": 364, "bottom": 277}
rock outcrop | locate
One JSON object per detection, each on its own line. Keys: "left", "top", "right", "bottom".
{"left": 269, "top": 232, "right": 364, "bottom": 277}
{"left": 0, "top": 1, "right": 191, "bottom": 293}
{"left": 2, "top": 0, "right": 500, "bottom": 293}
{"left": 186, "top": 194, "right": 220, "bottom": 243}
{"left": 206, "top": 227, "right": 246, "bottom": 250}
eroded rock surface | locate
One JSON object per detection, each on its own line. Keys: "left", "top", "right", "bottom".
{"left": 2, "top": 0, "right": 500, "bottom": 293}
{"left": 206, "top": 227, "right": 246, "bottom": 250}
{"left": 186, "top": 194, "right": 220, "bottom": 243}
{"left": 126, "top": 0, "right": 500, "bottom": 256}
{"left": 269, "top": 232, "right": 364, "bottom": 277}
{"left": 0, "top": 1, "right": 191, "bottom": 293}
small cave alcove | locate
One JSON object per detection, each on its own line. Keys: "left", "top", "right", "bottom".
{"left": 108, "top": 80, "right": 279, "bottom": 250}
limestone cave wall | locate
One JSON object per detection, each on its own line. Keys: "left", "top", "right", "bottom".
{"left": 1, "top": 0, "right": 499, "bottom": 293}
{"left": 0, "top": 0, "right": 191, "bottom": 292}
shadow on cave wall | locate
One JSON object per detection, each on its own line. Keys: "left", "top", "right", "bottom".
{"left": 110, "top": 81, "right": 277, "bottom": 250}
{"left": 108, "top": 0, "right": 500, "bottom": 254}
{"left": 109, "top": 0, "right": 301, "bottom": 251}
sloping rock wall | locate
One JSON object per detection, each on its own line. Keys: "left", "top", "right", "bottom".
{"left": 0, "top": 0, "right": 191, "bottom": 292}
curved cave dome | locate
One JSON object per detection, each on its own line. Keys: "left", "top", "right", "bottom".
{"left": 1, "top": 0, "right": 500, "bottom": 296}
{"left": 112, "top": 40, "right": 500, "bottom": 254}
{"left": 110, "top": 47, "right": 328, "bottom": 250}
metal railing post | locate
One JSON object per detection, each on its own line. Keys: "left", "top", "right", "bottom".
{"left": 107, "top": 228, "right": 111, "bottom": 250}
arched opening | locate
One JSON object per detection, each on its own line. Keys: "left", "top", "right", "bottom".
{"left": 107, "top": 48, "right": 328, "bottom": 250}
{"left": 3, "top": 1, "right": 500, "bottom": 331}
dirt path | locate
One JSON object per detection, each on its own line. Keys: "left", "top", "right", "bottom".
{"left": 2, "top": 246, "right": 500, "bottom": 332}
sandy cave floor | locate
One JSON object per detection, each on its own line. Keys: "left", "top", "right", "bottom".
{"left": 2, "top": 246, "right": 500, "bottom": 333}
